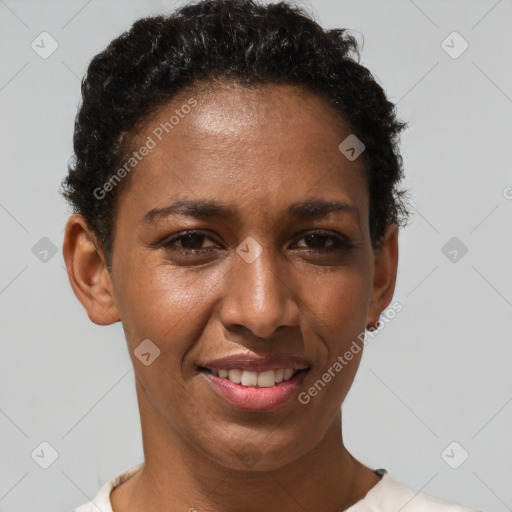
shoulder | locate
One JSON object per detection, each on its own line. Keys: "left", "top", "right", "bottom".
{"left": 71, "top": 462, "right": 144, "bottom": 512}
{"left": 349, "top": 473, "right": 481, "bottom": 512}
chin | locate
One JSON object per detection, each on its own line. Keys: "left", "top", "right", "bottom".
{"left": 208, "top": 437, "right": 305, "bottom": 472}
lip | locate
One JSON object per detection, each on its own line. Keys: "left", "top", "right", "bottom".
{"left": 197, "top": 353, "right": 311, "bottom": 372}
{"left": 200, "top": 368, "right": 310, "bottom": 411}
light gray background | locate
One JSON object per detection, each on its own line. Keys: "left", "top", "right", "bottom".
{"left": 1, "top": 0, "right": 511, "bottom": 510}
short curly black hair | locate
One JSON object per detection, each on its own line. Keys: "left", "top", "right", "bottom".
{"left": 60, "top": 0, "right": 410, "bottom": 273}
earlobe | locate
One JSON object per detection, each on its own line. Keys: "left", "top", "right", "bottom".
{"left": 366, "top": 222, "right": 399, "bottom": 331}
{"left": 62, "top": 214, "right": 120, "bottom": 326}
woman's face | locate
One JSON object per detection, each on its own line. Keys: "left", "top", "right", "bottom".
{"left": 73, "top": 83, "right": 397, "bottom": 471}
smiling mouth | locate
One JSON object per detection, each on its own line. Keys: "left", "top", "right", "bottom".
{"left": 198, "top": 366, "right": 310, "bottom": 388}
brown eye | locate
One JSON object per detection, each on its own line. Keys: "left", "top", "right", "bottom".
{"left": 292, "top": 231, "right": 354, "bottom": 253}
{"left": 173, "top": 233, "right": 207, "bottom": 250}
{"left": 161, "top": 230, "right": 219, "bottom": 254}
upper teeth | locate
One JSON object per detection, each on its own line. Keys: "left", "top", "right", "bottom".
{"left": 210, "top": 368, "right": 298, "bottom": 387}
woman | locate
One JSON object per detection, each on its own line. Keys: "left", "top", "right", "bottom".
{"left": 61, "top": 0, "right": 479, "bottom": 510}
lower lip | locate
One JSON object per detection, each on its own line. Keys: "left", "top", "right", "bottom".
{"left": 200, "top": 369, "right": 309, "bottom": 411}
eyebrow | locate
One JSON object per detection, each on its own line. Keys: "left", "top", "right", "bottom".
{"left": 142, "top": 198, "right": 359, "bottom": 224}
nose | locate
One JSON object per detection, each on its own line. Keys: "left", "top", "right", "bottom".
{"left": 218, "top": 243, "right": 300, "bottom": 340}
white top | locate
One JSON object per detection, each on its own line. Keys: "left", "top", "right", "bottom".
{"left": 72, "top": 463, "right": 480, "bottom": 512}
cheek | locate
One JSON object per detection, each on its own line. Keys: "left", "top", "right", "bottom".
{"left": 297, "top": 273, "right": 369, "bottom": 415}
{"left": 114, "top": 262, "right": 225, "bottom": 358}
{"left": 299, "top": 266, "right": 372, "bottom": 331}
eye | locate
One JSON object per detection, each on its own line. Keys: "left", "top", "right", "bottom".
{"left": 291, "top": 230, "right": 354, "bottom": 253}
{"left": 160, "top": 230, "right": 219, "bottom": 254}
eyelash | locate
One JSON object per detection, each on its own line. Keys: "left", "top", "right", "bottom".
{"left": 160, "top": 229, "right": 354, "bottom": 255}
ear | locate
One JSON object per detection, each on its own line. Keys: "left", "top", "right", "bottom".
{"left": 366, "top": 222, "right": 399, "bottom": 331}
{"left": 62, "top": 214, "right": 120, "bottom": 325}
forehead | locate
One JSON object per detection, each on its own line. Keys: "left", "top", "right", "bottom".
{"left": 116, "top": 82, "right": 368, "bottom": 225}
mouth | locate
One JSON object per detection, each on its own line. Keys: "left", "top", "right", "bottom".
{"left": 197, "top": 366, "right": 310, "bottom": 388}
{"left": 197, "top": 366, "right": 311, "bottom": 411}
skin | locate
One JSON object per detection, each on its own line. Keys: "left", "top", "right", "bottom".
{"left": 63, "top": 82, "right": 398, "bottom": 512}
